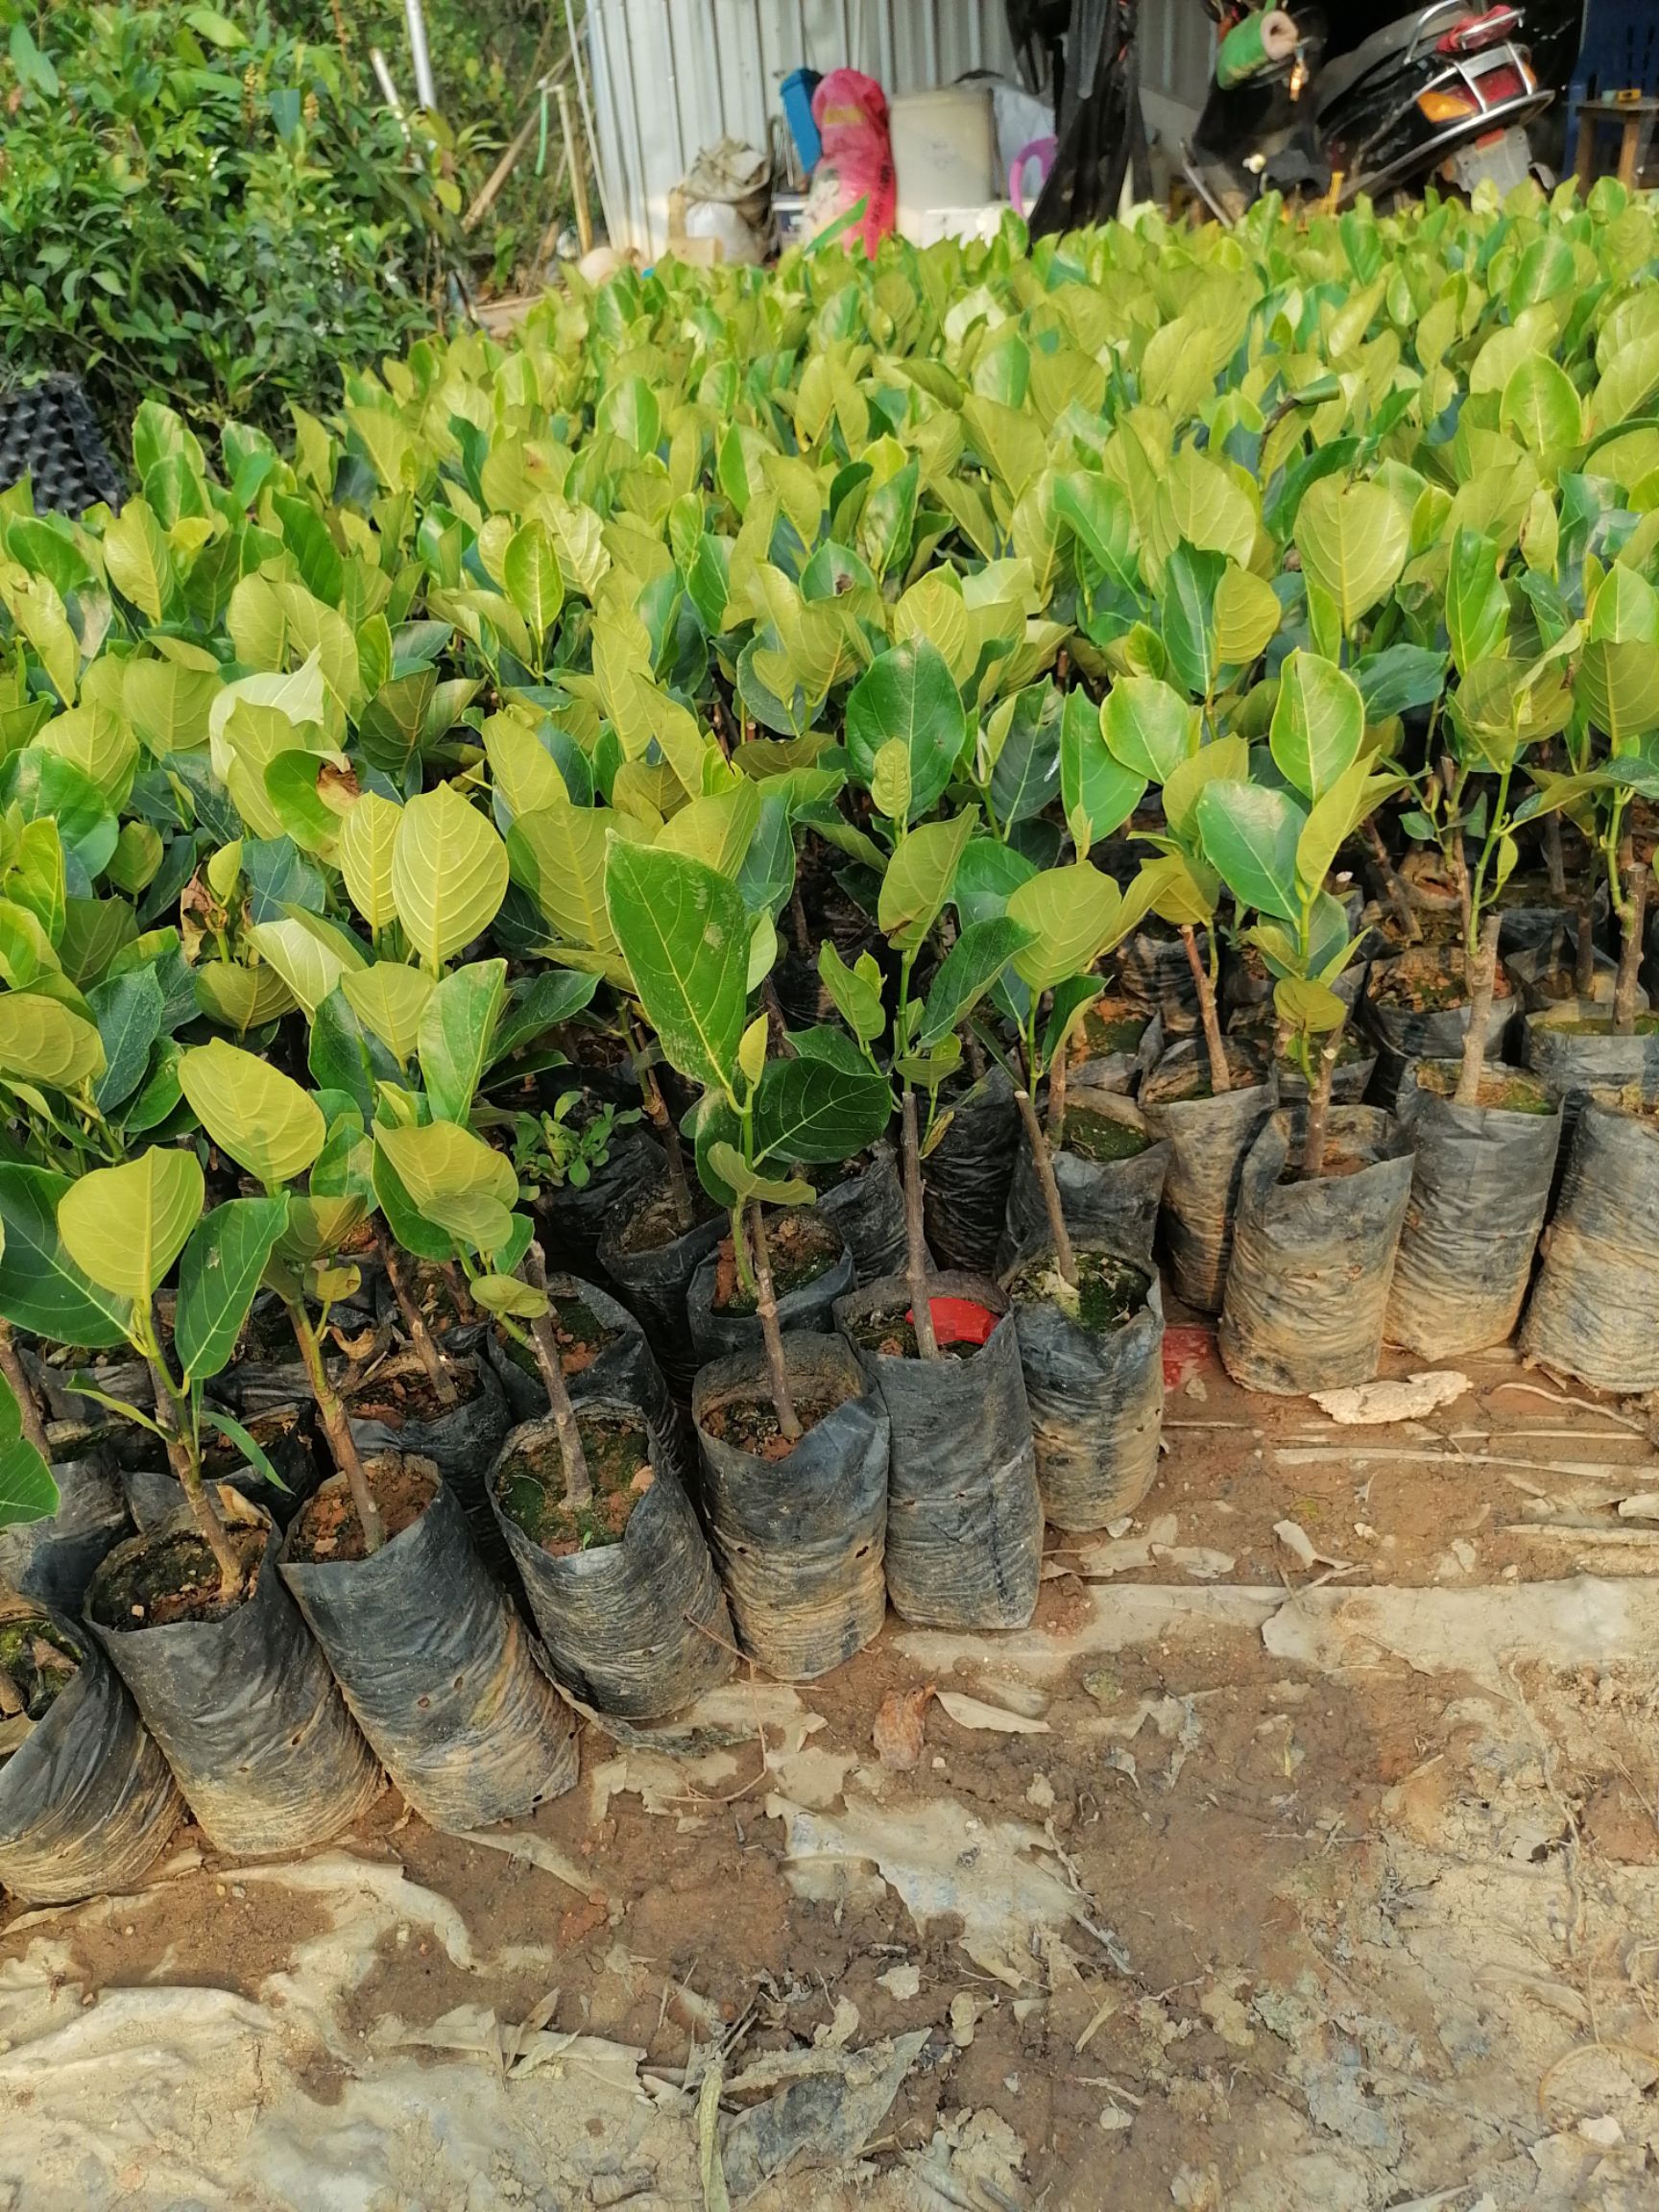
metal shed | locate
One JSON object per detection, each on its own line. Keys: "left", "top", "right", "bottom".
{"left": 582, "top": 0, "right": 1213, "bottom": 258}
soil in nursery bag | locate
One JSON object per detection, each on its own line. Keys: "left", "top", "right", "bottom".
{"left": 1362, "top": 947, "right": 1515, "bottom": 1118}
{"left": 692, "top": 1336, "right": 888, "bottom": 1680}
{"left": 492, "top": 1405, "right": 733, "bottom": 1720}
{"left": 347, "top": 1349, "right": 512, "bottom": 1575}
{"left": 1521, "top": 1005, "right": 1659, "bottom": 1148}
{"left": 996, "top": 1093, "right": 1170, "bottom": 1276}
{"left": 537, "top": 1113, "right": 664, "bottom": 1286}
{"left": 1226, "top": 1005, "right": 1377, "bottom": 1103}
{"left": 597, "top": 1180, "right": 725, "bottom": 1401}
{"left": 1384, "top": 1064, "right": 1561, "bottom": 1359}
{"left": 1118, "top": 926, "right": 1199, "bottom": 1034}
{"left": 86, "top": 1504, "right": 381, "bottom": 1856}
{"left": 279, "top": 1457, "right": 576, "bottom": 1833}
{"left": 0, "top": 1447, "right": 129, "bottom": 1617}
{"left": 1219, "top": 1105, "right": 1414, "bottom": 1396}
{"left": 818, "top": 1141, "right": 908, "bottom": 1286}
{"left": 687, "top": 1210, "right": 853, "bottom": 1365}
{"left": 0, "top": 1598, "right": 181, "bottom": 1904}
{"left": 1141, "top": 1046, "right": 1278, "bottom": 1313}
{"left": 1521, "top": 1096, "right": 1659, "bottom": 1393}
{"left": 1062, "top": 998, "right": 1163, "bottom": 1095}
{"left": 1007, "top": 1248, "right": 1165, "bottom": 1533}
{"left": 923, "top": 1065, "right": 1020, "bottom": 1276}
{"left": 1503, "top": 935, "right": 1624, "bottom": 1014}
{"left": 835, "top": 1273, "right": 1041, "bottom": 1633}
{"left": 486, "top": 1271, "right": 688, "bottom": 1483}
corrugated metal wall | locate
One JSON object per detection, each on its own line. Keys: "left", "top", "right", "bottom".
{"left": 584, "top": 0, "right": 1212, "bottom": 258}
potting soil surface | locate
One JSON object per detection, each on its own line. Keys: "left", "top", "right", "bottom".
{"left": 5, "top": 1334, "right": 1659, "bottom": 2208}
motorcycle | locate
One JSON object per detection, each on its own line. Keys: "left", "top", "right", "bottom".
{"left": 1186, "top": 0, "right": 1579, "bottom": 217}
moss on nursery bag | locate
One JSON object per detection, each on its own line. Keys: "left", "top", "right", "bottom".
{"left": 834, "top": 1274, "right": 1042, "bottom": 1633}
{"left": 687, "top": 1213, "right": 854, "bottom": 1367}
{"left": 485, "top": 1270, "right": 688, "bottom": 1483}
{"left": 1521, "top": 1099, "right": 1659, "bottom": 1394}
{"left": 85, "top": 1506, "right": 382, "bottom": 1857}
{"left": 1384, "top": 1068, "right": 1561, "bottom": 1358}
{"left": 279, "top": 1459, "right": 578, "bottom": 1834}
{"left": 692, "top": 1338, "right": 888, "bottom": 1682}
{"left": 1362, "top": 949, "right": 1516, "bottom": 1118}
{"left": 0, "top": 1596, "right": 182, "bottom": 1905}
{"left": 996, "top": 1092, "right": 1170, "bottom": 1277}
{"left": 490, "top": 1405, "right": 733, "bottom": 1720}
{"left": 1220, "top": 1107, "right": 1414, "bottom": 1397}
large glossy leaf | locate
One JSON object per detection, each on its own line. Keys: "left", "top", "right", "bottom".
{"left": 1269, "top": 652, "right": 1364, "bottom": 804}
{"left": 844, "top": 639, "right": 967, "bottom": 822}
{"left": 1101, "top": 675, "right": 1195, "bottom": 783}
{"left": 0, "top": 991, "right": 106, "bottom": 1091}
{"left": 1576, "top": 638, "right": 1659, "bottom": 742}
{"left": 1006, "top": 864, "right": 1123, "bottom": 990}
{"left": 337, "top": 790, "right": 402, "bottom": 931}
{"left": 1501, "top": 354, "right": 1583, "bottom": 453}
{"left": 373, "top": 1118, "right": 518, "bottom": 1254}
{"left": 59, "top": 1146, "right": 204, "bottom": 1304}
{"left": 754, "top": 1049, "right": 893, "bottom": 1165}
{"left": 1160, "top": 541, "right": 1225, "bottom": 698}
{"left": 605, "top": 841, "right": 748, "bottom": 1094}
{"left": 1060, "top": 687, "right": 1143, "bottom": 858}
{"left": 502, "top": 520, "right": 565, "bottom": 642}
{"left": 179, "top": 1037, "right": 326, "bottom": 1188}
{"left": 987, "top": 683, "right": 1063, "bottom": 827}
{"left": 88, "top": 965, "right": 165, "bottom": 1113}
{"left": 878, "top": 813, "right": 975, "bottom": 954}
{"left": 1195, "top": 780, "right": 1307, "bottom": 925}
{"left": 919, "top": 916, "right": 1036, "bottom": 1044}
{"left": 175, "top": 1196, "right": 288, "bottom": 1384}
{"left": 0, "top": 1373, "right": 56, "bottom": 1527}
{"left": 0, "top": 1164, "right": 132, "bottom": 1345}
{"left": 340, "top": 963, "right": 434, "bottom": 1066}
{"left": 1293, "top": 476, "right": 1409, "bottom": 634}
{"left": 418, "top": 958, "right": 506, "bottom": 1124}
{"left": 1447, "top": 529, "right": 1510, "bottom": 677}
{"left": 508, "top": 798, "right": 617, "bottom": 950}
{"left": 392, "top": 784, "right": 509, "bottom": 971}
{"left": 490, "top": 970, "right": 599, "bottom": 1065}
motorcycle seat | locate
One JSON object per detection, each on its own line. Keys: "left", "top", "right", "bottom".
{"left": 1313, "top": 0, "right": 1473, "bottom": 118}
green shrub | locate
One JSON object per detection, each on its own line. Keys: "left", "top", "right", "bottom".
{"left": 0, "top": 1, "right": 454, "bottom": 440}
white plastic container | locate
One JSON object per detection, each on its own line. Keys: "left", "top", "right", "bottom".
{"left": 889, "top": 84, "right": 999, "bottom": 244}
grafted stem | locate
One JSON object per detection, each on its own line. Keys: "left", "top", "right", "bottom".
{"left": 1180, "top": 924, "right": 1231, "bottom": 1095}
{"left": 1300, "top": 1026, "right": 1341, "bottom": 1182}
{"left": 1014, "top": 1084, "right": 1077, "bottom": 1287}
{"left": 1614, "top": 852, "right": 1648, "bottom": 1037}
{"left": 0, "top": 1322, "right": 50, "bottom": 1462}
{"left": 286, "top": 1303, "right": 386, "bottom": 1552}
{"left": 899, "top": 1087, "right": 938, "bottom": 1359}
{"left": 144, "top": 1351, "right": 244, "bottom": 1601}
{"left": 377, "top": 1227, "right": 457, "bottom": 1407}
{"left": 1366, "top": 821, "right": 1420, "bottom": 943}
{"left": 748, "top": 1203, "right": 801, "bottom": 1440}
{"left": 1455, "top": 911, "right": 1502, "bottom": 1106}
{"left": 524, "top": 1242, "right": 591, "bottom": 1510}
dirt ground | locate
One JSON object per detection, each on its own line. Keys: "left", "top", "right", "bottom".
{"left": 4, "top": 1330, "right": 1659, "bottom": 2209}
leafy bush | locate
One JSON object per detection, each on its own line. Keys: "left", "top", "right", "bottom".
{"left": 0, "top": 1, "right": 454, "bottom": 440}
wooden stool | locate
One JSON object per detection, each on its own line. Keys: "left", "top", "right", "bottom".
{"left": 1575, "top": 94, "right": 1659, "bottom": 189}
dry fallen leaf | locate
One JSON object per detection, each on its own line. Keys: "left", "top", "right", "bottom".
{"left": 935, "top": 1690, "right": 1051, "bottom": 1736}
{"left": 873, "top": 1684, "right": 933, "bottom": 1770}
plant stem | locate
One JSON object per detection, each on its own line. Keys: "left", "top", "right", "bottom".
{"left": 1442, "top": 757, "right": 1472, "bottom": 948}
{"left": 788, "top": 886, "right": 811, "bottom": 959}
{"left": 1365, "top": 822, "right": 1420, "bottom": 944}
{"left": 1046, "top": 1014, "right": 1070, "bottom": 1141}
{"left": 1181, "top": 924, "right": 1232, "bottom": 1095}
{"left": 143, "top": 1350, "right": 244, "bottom": 1601}
{"left": 1014, "top": 1084, "right": 1077, "bottom": 1287}
{"left": 1455, "top": 911, "right": 1503, "bottom": 1106}
{"left": 899, "top": 1086, "right": 939, "bottom": 1359}
{"left": 1543, "top": 810, "right": 1566, "bottom": 899}
{"left": 1300, "top": 1026, "right": 1341, "bottom": 1182}
{"left": 377, "top": 1228, "right": 458, "bottom": 1407}
{"left": 632, "top": 1024, "right": 694, "bottom": 1234}
{"left": 1576, "top": 838, "right": 1599, "bottom": 998}
{"left": 1614, "top": 852, "right": 1648, "bottom": 1037}
{"left": 523, "top": 1242, "right": 591, "bottom": 1510}
{"left": 961, "top": 1024, "right": 986, "bottom": 1080}
{"left": 0, "top": 1321, "right": 50, "bottom": 1462}
{"left": 285, "top": 1302, "right": 387, "bottom": 1553}
{"left": 747, "top": 1204, "right": 801, "bottom": 1440}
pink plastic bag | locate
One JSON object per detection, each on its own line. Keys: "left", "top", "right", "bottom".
{"left": 809, "top": 68, "right": 895, "bottom": 257}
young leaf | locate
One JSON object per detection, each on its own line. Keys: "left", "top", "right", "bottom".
{"left": 373, "top": 1119, "right": 519, "bottom": 1253}
{"left": 418, "top": 958, "right": 507, "bottom": 1124}
{"left": 1292, "top": 477, "right": 1408, "bottom": 634}
{"left": 58, "top": 1147, "right": 204, "bottom": 1304}
{"left": 392, "top": 783, "right": 509, "bottom": 971}
{"left": 1101, "top": 675, "right": 1195, "bottom": 783}
{"left": 1269, "top": 651, "right": 1364, "bottom": 804}
{"left": 605, "top": 841, "right": 750, "bottom": 1095}
{"left": 0, "top": 1370, "right": 56, "bottom": 1528}
{"left": 338, "top": 790, "right": 402, "bottom": 931}
{"left": 1060, "top": 687, "right": 1144, "bottom": 857}
{"left": 198, "top": 1405, "right": 287, "bottom": 1493}
{"left": 175, "top": 1195, "right": 289, "bottom": 1384}
{"left": 0, "top": 1164, "right": 132, "bottom": 1345}
{"left": 754, "top": 1049, "right": 893, "bottom": 1164}
{"left": 1447, "top": 529, "right": 1510, "bottom": 678}
{"left": 878, "top": 813, "right": 975, "bottom": 953}
{"left": 818, "top": 942, "right": 886, "bottom": 1046}
{"left": 918, "top": 916, "right": 1035, "bottom": 1045}
{"left": 0, "top": 992, "right": 106, "bottom": 1090}
{"left": 180, "top": 1038, "right": 326, "bottom": 1189}
{"left": 845, "top": 638, "right": 966, "bottom": 821}
{"left": 340, "top": 963, "right": 434, "bottom": 1066}
{"left": 1195, "top": 780, "right": 1307, "bottom": 924}
{"left": 1006, "top": 864, "right": 1123, "bottom": 991}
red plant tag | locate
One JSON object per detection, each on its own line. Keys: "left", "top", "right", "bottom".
{"left": 1162, "top": 1324, "right": 1215, "bottom": 1389}
{"left": 912, "top": 1295, "right": 998, "bottom": 1348}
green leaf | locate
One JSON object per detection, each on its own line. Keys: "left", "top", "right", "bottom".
{"left": 338, "top": 791, "right": 402, "bottom": 931}
{"left": 102, "top": 500, "right": 176, "bottom": 624}
{"left": 0, "top": 1370, "right": 57, "bottom": 1529}
{"left": 1160, "top": 541, "right": 1225, "bottom": 698}
{"left": 418, "top": 958, "right": 506, "bottom": 1123}
{"left": 502, "top": 520, "right": 565, "bottom": 642}
{"left": 179, "top": 1037, "right": 325, "bottom": 1188}
{"left": 817, "top": 942, "right": 886, "bottom": 1046}
{"left": 89, "top": 965, "right": 165, "bottom": 1113}
{"left": 59, "top": 1146, "right": 204, "bottom": 1304}
{"left": 0, "top": 1164, "right": 131, "bottom": 1345}
{"left": 1101, "top": 675, "right": 1195, "bottom": 783}
{"left": 919, "top": 916, "right": 1035, "bottom": 1044}
{"left": 490, "top": 970, "right": 599, "bottom": 1065}
{"left": 605, "top": 841, "right": 749, "bottom": 1094}
{"left": 1292, "top": 476, "right": 1409, "bottom": 635}
{"left": 469, "top": 1273, "right": 549, "bottom": 1319}
{"left": 1195, "top": 780, "right": 1307, "bottom": 924}
{"left": 706, "top": 1141, "right": 813, "bottom": 1209}
{"left": 1501, "top": 353, "right": 1583, "bottom": 453}
{"left": 1269, "top": 651, "right": 1365, "bottom": 803}
{"left": 1447, "top": 529, "right": 1510, "bottom": 678}
{"left": 1295, "top": 757, "right": 1391, "bottom": 901}
{"left": 754, "top": 1050, "right": 893, "bottom": 1165}
{"left": 373, "top": 1118, "right": 518, "bottom": 1255}
{"left": 1061, "top": 686, "right": 1144, "bottom": 857}
{"left": 878, "top": 813, "right": 975, "bottom": 954}
{"left": 987, "top": 684, "right": 1062, "bottom": 827}
{"left": 1213, "top": 564, "right": 1282, "bottom": 667}
{"left": 0, "top": 991, "right": 105, "bottom": 1091}
{"left": 198, "top": 1406, "right": 286, "bottom": 1493}
{"left": 392, "top": 784, "right": 509, "bottom": 971}
{"left": 245, "top": 914, "right": 357, "bottom": 1018}
{"left": 1274, "top": 975, "right": 1348, "bottom": 1035}
{"left": 844, "top": 639, "right": 966, "bottom": 822}
{"left": 1006, "top": 864, "right": 1124, "bottom": 991}
{"left": 175, "top": 1196, "right": 288, "bottom": 1384}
